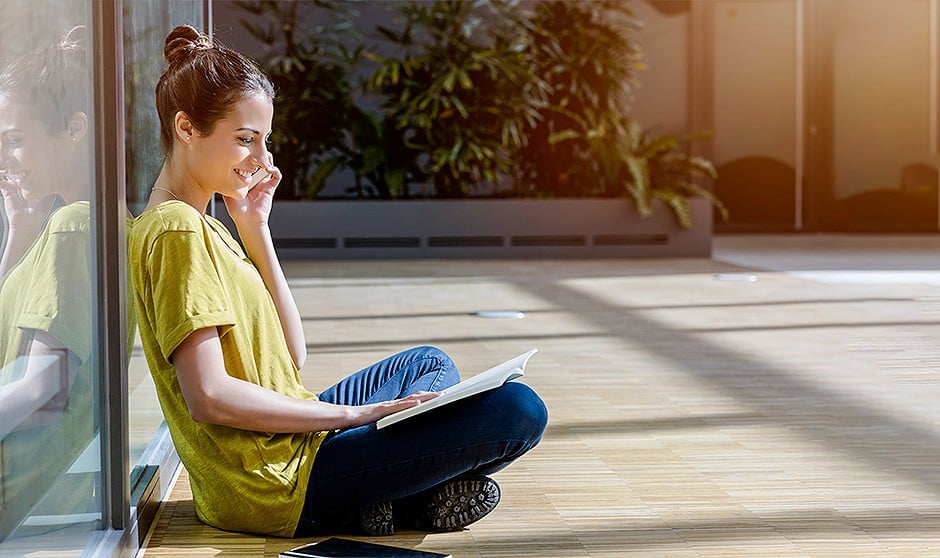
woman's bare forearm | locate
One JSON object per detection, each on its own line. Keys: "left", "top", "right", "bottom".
{"left": 234, "top": 224, "right": 307, "bottom": 369}
{"left": 173, "top": 327, "right": 438, "bottom": 433}
{"left": 0, "top": 332, "right": 76, "bottom": 437}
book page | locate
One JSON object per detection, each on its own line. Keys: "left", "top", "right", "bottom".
{"left": 376, "top": 348, "right": 538, "bottom": 429}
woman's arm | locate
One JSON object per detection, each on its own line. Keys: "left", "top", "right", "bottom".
{"left": 0, "top": 330, "right": 79, "bottom": 438}
{"left": 235, "top": 223, "right": 306, "bottom": 368}
{"left": 223, "top": 164, "right": 307, "bottom": 369}
{"left": 172, "top": 327, "right": 438, "bottom": 433}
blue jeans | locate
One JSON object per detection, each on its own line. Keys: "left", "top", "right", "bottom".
{"left": 295, "top": 346, "right": 548, "bottom": 535}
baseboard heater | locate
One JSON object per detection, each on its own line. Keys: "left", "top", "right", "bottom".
{"left": 428, "top": 236, "right": 504, "bottom": 247}
{"left": 273, "top": 234, "right": 670, "bottom": 250}
{"left": 274, "top": 238, "right": 338, "bottom": 249}
{"left": 344, "top": 237, "right": 421, "bottom": 248}
{"left": 593, "top": 234, "right": 669, "bottom": 246}
{"left": 511, "top": 235, "right": 587, "bottom": 246}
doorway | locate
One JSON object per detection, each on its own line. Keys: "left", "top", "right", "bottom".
{"left": 708, "top": 0, "right": 940, "bottom": 232}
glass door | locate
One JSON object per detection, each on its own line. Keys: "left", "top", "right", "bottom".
{"left": 0, "top": 2, "right": 104, "bottom": 552}
{"left": 808, "top": 0, "right": 937, "bottom": 231}
{"left": 711, "top": 0, "right": 801, "bottom": 231}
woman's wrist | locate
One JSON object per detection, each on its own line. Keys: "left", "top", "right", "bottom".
{"left": 234, "top": 221, "right": 273, "bottom": 251}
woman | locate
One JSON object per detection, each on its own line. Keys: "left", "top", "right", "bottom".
{"left": 0, "top": 27, "right": 97, "bottom": 540}
{"left": 129, "top": 25, "right": 547, "bottom": 538}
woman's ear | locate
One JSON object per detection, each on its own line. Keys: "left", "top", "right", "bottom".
{"left": 174, "top": 111, "right": 197, "bottom": 145}
{"left": 67, "top": 112, "right": 88, "bottom": 143}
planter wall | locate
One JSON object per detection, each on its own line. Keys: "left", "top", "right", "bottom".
{"left": 215, "top": 198, "right": 712, "bottom": 259}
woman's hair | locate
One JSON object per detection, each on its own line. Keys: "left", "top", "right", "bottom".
{"left": 155, "top": 25, "right": 274, "bottom": 157}
{"left": 0, "top": 26, "right": 88, "bottom": 134}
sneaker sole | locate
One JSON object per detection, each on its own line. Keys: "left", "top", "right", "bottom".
{"left": 359, "top": 500, "right": 394, "bottom": 536}
{"left": 426, "top": 476, "right": 500, "bottom": 531}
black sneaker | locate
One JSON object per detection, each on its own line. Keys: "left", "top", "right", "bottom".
{"left": 358, "top": 500, "right": 394, "bottom": 536}
{"left": 424, "top": 475, "right": 501, "bottom": 532}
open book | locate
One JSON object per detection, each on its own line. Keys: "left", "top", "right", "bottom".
{"left": 377, "top": 348, "right": 538, "bottom": 429}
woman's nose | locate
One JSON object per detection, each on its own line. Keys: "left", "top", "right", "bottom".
{"left": 251, "top": 146, "right": 271, "bottom": 169}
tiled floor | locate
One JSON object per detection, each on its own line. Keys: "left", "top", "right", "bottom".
{"left": 141, "top": 234, "right": 940, "bottom": 557}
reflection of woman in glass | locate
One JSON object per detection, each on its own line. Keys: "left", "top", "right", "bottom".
{"left": 0, "top": 27, "right": 95, "bottom": 540}
{"left": 130, "top": 25, "right": 547, "bottom": 538}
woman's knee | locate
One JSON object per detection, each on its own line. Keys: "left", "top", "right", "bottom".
{"left": 406, "top": 345, "right": 453, "bottom": 367}
{"left": 490, "top": 382, "right": 548, "bottom": 442}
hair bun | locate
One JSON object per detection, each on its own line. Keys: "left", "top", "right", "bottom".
{"left": 61, "top": 25, "right": 86, "bottom": 48}
{"left": 164, "top": 25, "right": 212, "bottom": 65}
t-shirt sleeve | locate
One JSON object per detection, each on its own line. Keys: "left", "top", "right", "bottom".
{"left": 147, "top": 229, "right": 235, "bottom": 360}
{"left": 16, "top": 228, "right": 93, "bottom": 363}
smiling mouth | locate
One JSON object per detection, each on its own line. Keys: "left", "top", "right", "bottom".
{"left": 234, "top": 167, "right": 261, "bottom": 180}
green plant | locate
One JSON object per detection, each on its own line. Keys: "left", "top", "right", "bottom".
{"left": 608, "top": 119, "right": 727, "bottom": 229}
{"left": 235, "top": 0, "right": 358, "bottom": 199}
{"left": 328, "top": 105, "right": 428, "bottom": 199}
{"left": 515, "top": 0, "right": 724, "bottom": 227}
{"left": 365, "top": 0, "right": 548, "bottom": 198}
{"left": 514, "top": 0, "right": 643, "bottom": 198}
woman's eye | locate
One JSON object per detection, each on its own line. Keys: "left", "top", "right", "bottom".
{"left": 238, "top": 137, "right": 253, "bottom": 145}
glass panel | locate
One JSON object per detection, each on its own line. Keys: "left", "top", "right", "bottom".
{"left": 123, "top": 1, "right": 204, "bottom": 487}
{"left": 0, "top": 1, "right": 103, "bottom": 552}
{"left": 712, "top": 0, "right": 798, "bottom": 230}
{"left": 828, "top": 0, "right": 935, "bottom": 231}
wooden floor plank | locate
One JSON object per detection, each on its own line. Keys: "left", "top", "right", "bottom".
{"left": 141, "top": 254, "right": 940, "bottom": 557}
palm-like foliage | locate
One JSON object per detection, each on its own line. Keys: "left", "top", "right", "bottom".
{"left": 514, "top": 0, "right": 724, "bottom": 227}
{"left": 618, "top": 120, "right": 727, "bottom": 229}
{"left": 366, "top": 0, "right": 549, "bottom": 197}
{"left": 234, "top": 0, "right": 724, "bottom": 227}
{"left": 235, "top": 0, "right": 358, "bottom": 199}
{"left": 515, "top": 0, "right": 643, "bottom": 198}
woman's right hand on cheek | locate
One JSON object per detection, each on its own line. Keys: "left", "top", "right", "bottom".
{"left": 224, "top": 160, "right": 282, "bottom": 230}
{"left": 0, "top": 182, "right": 55, "bottom": 232}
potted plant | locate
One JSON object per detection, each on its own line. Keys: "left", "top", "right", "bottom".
{"left": 364, "top": 0, "right": 548, "bottom": 198}
{"left": 514, "top": 0, "right": 726, "bottom": 227}
{"left": 223, "top": 0, "right": 719, "bottom": 258}
{"left": 234, "top": 0, "right": 359, "bottom": 199}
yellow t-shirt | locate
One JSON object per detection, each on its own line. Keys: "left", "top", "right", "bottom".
{"left": 129, "top": 201, "right": 325, "bottom": 537}
{"left": 0, "top": 201, "right": 95, "bottom": 540}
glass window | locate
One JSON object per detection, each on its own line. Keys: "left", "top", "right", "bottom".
{"left": 123, "top": 0, "right": 204, "bottom": 491}
{"left": 0, "top": 1, "right": 103, "bottom": 552}
{"left": 827, "top": 0, "right": 935, "bottom": 231}
{"left": 712, "top": 0, "right": 799, "bottom": 230}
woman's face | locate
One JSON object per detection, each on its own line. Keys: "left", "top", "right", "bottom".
{"left": 187, "top": 92, "right": 273, "bottom": 200}
{"left": 0, "top": 94, "right": 72, "bottom": 200}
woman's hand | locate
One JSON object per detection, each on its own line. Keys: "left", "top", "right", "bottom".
{"left": 348, "top": 392, "right": 442, "bottom": 427}
{"left": 0, "top": 181, "right": 57, "bottom": 279}
{"left": 0, "top": 180, "right": 56, "bottom": 233}
{"left": 223, "top": 158, "right": 282, "bottom": 230}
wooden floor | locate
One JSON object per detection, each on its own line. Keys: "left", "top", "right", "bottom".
{"left": 142, "top": 236, "right": 940, "bottom": 557}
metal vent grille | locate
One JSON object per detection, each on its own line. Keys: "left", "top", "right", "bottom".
{"left": 344, "top": 237, "right": 421, "bottom": 248}
{"left": 510, "top": 235, "right": 587, "bottom": 247}
{"left": 428, "top": 236, "right": 504, "bottom": 247}
{"left": 593, "top": 234, "right": 669, "bottom": 246}
{"left": 274, "top": 238, "right": 338, "bottom": 249}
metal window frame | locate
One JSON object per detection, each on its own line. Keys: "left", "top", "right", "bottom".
{"left": 92, "top": 0, "right": 129, "bottom": 533}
